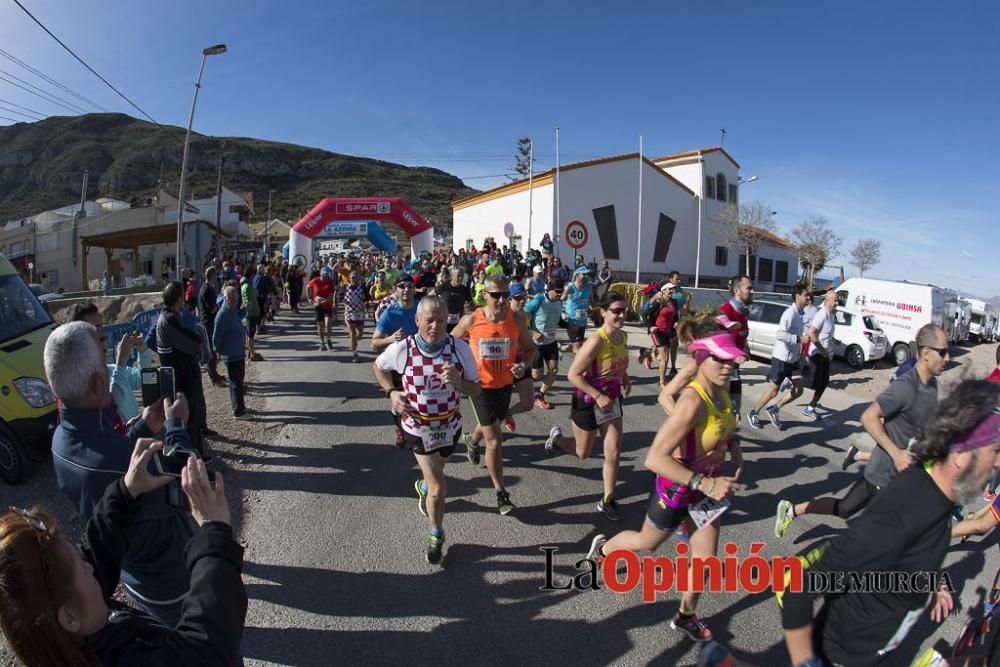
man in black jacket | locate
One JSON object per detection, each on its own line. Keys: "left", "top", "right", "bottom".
{"left": 157, "top": 281, "right": 206, "bottom": 454}
{"left": 199, "top": 266, "right": 226, "bottom": 387}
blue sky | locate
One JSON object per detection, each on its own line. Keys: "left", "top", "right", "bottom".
{"left": 0, "top": 1, "right": 997, "bottom": 296}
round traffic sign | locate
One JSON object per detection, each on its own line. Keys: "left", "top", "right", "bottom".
{"left": 503, "top": 222, "right": 515, "bottom": 239}
{"left": 564, "top": 220, "right": 588, "bottom": 249}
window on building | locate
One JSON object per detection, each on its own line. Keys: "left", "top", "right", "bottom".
{"left": 716, "top": 173, "right": 727, "bottom": 202}
{"left": 36, "top": 233, "right": 58, "bottom": 253}
{"left": 705, "top": 176, "right": 715, "bottom": 200}
{"left": 758, "top": 258, "right": 773, "bottom": 283}
{"left": 775, "top": 261, "right": 789, "bottom": 284}
{"left": 142, "top": 260, "right": 154, "bottom": 276}
{"left": 714, "top": 246, "right": 728, "bottom": 266}
{"left": 45, "top": 269, "right": 59, "bottom": 288}
{"left": 738, "top": 254, "right": 758, "bottom": 280}
{"left": 728, "top": 184, "right": 738, "bottom": 206}
{"left": 8, "top": 241, "right": 20, "bottom": 256}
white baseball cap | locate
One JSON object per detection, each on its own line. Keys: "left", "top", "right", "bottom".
{"left": 532, "top": 265, "right": 544, "bottom": 274}
{"left": 661, "top": 282, "right": 676, "bottom": 291}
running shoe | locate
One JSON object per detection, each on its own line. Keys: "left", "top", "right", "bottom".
{"left": 395, "top": 427, "right": 406, "bottom": 448}
{"left": 778, "top": 377, "right": 792, "bottom": 393}
{"left": 415, "top": 479, "right": 428, "bottom": 517}
{"left": 461, "top": 434, "right": 480, "bottom": 465}
{"left": 250, "top": 352, "right": 264, "bottom": 362}
{"left": 534, "top": 396, "right": 553, "bottom": 410}
{"left": 425, "top": 534, "right": 444, "bottom": 565}
{"left": 746, "top": 410, "right": 763, "bottom": 429}
{"left": 497, "top": 490, "right": 515, "bottom": 516}
{"left": 802, "top": 405, "right": 822, "bottom": 421}
{"left": 352, "top": 352, "right": 359, "bottom": 363}
{"left": 545, "top": 426, "right": 562, "bottom": 455}
{"left": 766, "top": 405, "right": 782, "bottom": 429}
{"left": 696, "top": 641, "right": 734, "bottom": 667}
{"left": 912, "top": 647, "right": 946, "bottom": 667}
{"left": 675, "top": 521, "right": 690, "bottom": 544}
{"left": 586, "top": 534, "right": 608, "bottom": 564}
{"left": 597, "top": 497, "right": 622, "bottom": 522}
{"left": 319, "top": 341, "right": 328, "bottom": 351}
{"left": 842, "top": 444, "right": 859, "bottom": 471}
{"left": 775, "top": 500, "right": 794, "bottom": 539}
{"left": 671, "top": 613, "right": 713, "bottom": 643}
{"left": 986, "top": 487, "right": 998, "bottom": 503}
{"left": 504, "top": 415, "right": 517, "bottom": 433}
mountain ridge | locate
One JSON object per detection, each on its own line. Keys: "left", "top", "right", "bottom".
{"left": 0, "top": 113, "right": 477, "bottom": 231}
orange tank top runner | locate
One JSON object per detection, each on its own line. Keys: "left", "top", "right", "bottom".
{"left": 467, "top": 308, "right": 522, "bottom": 388}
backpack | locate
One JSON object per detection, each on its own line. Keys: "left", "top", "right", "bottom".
{"left": 642, "top": 297, "right": 660, "bottom": 327}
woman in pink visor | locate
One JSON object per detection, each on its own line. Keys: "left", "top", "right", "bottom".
{"left": 586, "top": 322, "right": 745, "bottom": 645}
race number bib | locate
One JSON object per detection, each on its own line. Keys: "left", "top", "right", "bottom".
{"left": 447, "top": 313, "right": 459, "bottom": 324}
{"left": 478, "top": 338, "right": 511, "bottom": 361}
{"left": 575, "top": 308, "right": 588, "bottom": 321}
{"left": 688, "top": 496, "right": 731, "bottom": 530}
{"left": 594, "top": 398, "right": 623, "bottom": 425}
{"left": 420, "top": 422, "right": 452, "bottom": 452}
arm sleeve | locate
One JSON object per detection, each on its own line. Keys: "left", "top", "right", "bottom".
{"left": 774, "top": 310, "right": 799, "bottom": 345}
{"left": 126, "top": 419, "right": 155, "bottom": 441}
{"left": 163, "top": 315, "right": 203, "bottom": 356}
{"left": 780, "top": 508, "right": 907, "bottom": 629}
{"left": 374, "top": 341, "right": 406, "bottom": 372}
{"left": 454, "top": 339, "right": 481, "bottom": 382}
{"left": 212, "top": 312, "right": 227, "bottom": 351}
{"left": 155, "top": 523, "right": 247, "bottom": 666}
{"left": 809, "top": 310, "right": 825, "bottom": 332}
{"left": 79, "top": 479, "right": 142, "bottom": 599}
{"left": 375, "top": 310, "right": 393, "bottom": 335}
{"left": 876, "top": 376, "right": 914, "bottom": 421}
{"left": 110, "top": 366, "right": 131, "bottom": 411}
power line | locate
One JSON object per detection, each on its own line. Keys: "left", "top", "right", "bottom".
{"left": 0, "top": 114, "right": 20, "bottom": 123}
{"left": 10, "top": 0, "right": 157, "bottom": 124}
{"left": 0, "top": 96, "right": 44, "bottom": 117}
{"left": 0, "top": 47, "right": 107, "bottom": 111}
{"left": 0, "top": 67, "right": 87, "bottom": 113}
{"left": 0, "top": 72, "right": 84, "bottom": 114}
{"left": 0, "top": 104, "right": 41, "bottom": 120}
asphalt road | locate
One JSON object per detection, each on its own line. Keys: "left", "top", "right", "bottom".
{"left": 1, "top": 310, "right": 996, "bottom": 667}
{"left": 233, "top": 311, "right": 1000, "bottom": 667}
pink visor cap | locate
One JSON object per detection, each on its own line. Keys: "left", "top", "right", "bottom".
{"left": 951, "top": 408, "right": 1000, "bottom": 454}
{"left": 714, "top": 314, "right": 741, "bottom": 331}
{"left": 688, "top": 332, "right": 747, "bottom": 363}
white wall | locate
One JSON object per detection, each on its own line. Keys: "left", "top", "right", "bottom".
{"left": 453, "top": 183, "right": 554, "bottom": 253}
{"left": 552, "top": 158, "right": 697, "bottom": 279}
{"left": 659, "top": 160, "right": 703, "bottom": 196}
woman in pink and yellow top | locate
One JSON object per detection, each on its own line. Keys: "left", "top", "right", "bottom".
{"left": 544, "top": 291, "right": 631, "bottom": 522}
{"left": 586, "top": 325, "right": 745, "bottom": 645}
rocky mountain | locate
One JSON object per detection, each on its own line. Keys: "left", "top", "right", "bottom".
{"left": 0, "top": 113, "right": 476, "bottom": 231}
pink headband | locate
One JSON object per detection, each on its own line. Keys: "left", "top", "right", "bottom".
{"left": 951, "top": 409, "right": 1000, "bottom": 453}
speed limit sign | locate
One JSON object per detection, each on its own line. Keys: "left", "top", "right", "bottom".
{"left": 564, "top": 220, "right": 588, "bottom": 249}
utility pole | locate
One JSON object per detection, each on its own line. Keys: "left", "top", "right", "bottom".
{"left": 264, "top": 190, "right": 273, "bottom": 260}
{"left": 214, "top": 156, "right": 224, "bottom": 264}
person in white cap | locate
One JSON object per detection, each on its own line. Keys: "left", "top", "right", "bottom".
{"left": 561, "top": 266, "right": 593, "bottom": 354}
{"left": 528, "top": 266, "right": 546, "bottom": 296}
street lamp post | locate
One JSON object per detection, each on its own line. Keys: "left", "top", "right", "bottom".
{"left": 175, "top": 43, "right": 227, "bottom": 282}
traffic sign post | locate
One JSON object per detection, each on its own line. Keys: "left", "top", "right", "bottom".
{"left": 564, "top": 220, "right": 587, "bottom": 266}
{"left": 504, "top": 222, "right": 515, "bottom": 275}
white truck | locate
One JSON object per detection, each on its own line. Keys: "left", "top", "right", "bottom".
{"left": 967, "top": 298, "right": 988, "bottom": 343}
{"left": 835, "top": 278, "right": 955, "bottom": 365}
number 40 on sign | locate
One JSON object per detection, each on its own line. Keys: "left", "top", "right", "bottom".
{"left": 565, "top": 220, "right": 588, "bottom": 249}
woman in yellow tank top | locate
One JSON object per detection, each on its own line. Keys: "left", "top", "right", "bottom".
{"left": 586, "top": 328, "right": 746, "bottom": 644}
{"left": 543, "top": 291, "right": 632, "bottom": 521}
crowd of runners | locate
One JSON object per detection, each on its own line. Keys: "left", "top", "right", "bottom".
{"left": 2, "top": 236, "right": 1000, "bottom": 666}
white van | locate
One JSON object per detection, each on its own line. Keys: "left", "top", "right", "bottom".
{"left": 967, "top": 298, "right": 988, "bottom": 343}
{"left": 835, "top": 278, "right": 954, "bottom": 365}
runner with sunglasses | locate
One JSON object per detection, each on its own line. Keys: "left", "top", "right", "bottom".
{"left": 586, "top": 323, "right": 744, "bottom": 644}
{"left": 543, "top": 292, "right": 632, "bottom": 521}
{"left": 452, "top": 276, "right": 537, "bottom": 515}
{"left": 774, "top": 323, "right": 947, "bottom": 539}
{"left": 503, "top": 283, "right": 536, "bottom": 433}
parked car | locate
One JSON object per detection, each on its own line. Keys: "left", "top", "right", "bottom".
{"left": 28, "top": 283, "right": 61, "bottom": 303}
{"left": 746, "top": 300, "right": 888, "bottom": 369}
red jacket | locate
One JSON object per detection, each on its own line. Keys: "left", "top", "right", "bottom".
{"left": 719, "top": 299, "right": 750, "bottom": 352}
{"left": 655, "top": 301, "right": 677, "bottom": 333}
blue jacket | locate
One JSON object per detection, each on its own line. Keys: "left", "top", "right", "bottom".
{"left": 51, "top": 405, "right": 196, "bottom": 607}
{"left": 213, "top": 304, "right": 246, "bottom": 362}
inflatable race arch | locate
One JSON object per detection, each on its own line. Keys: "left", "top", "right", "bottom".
{"left": 288, "top": 197, "right": 433, "bottom": 267}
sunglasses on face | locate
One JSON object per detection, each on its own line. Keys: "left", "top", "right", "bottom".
{"left": 921, "top": 345, "right": 949, "bottom": 357}
{"left": 396, "top": 283, "right": 413, "bottom": 289}
{"left": 710, "top": 354, "right": 738, "bottom": 365}
{"left": 607, "top": 307, "right": 626, "bottom": 315}
{"left": 487, "top": 291, "right": 510, "bottom": 300}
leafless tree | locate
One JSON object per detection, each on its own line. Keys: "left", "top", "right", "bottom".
{"left": 850, "top": 238, "right": 882, "bottom": 277}
{"left": 792, "top": 216, "right": 842, "bottom": 287}
{"left": 717, "top": 201, "right": 778, "bottom": 280}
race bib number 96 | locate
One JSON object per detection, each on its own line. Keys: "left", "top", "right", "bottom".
{"left": 479, "top": 337, "right": 511, "bottom": 361}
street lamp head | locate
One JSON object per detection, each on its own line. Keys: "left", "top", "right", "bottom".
{"left": 203, "top": 44, "right": 227, "bottom": 56}
{"left": 738, "top": 175, "right": 759, "bottom": 186}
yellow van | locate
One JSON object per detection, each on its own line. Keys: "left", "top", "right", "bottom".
{"left": 0, "top": 255, "right": 57, "bottom": 484}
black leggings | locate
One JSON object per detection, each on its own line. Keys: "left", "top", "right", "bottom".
{"left": 809, "top": 355, "right": 831, "bottom": 407}
{"left": 810, "top": 476, "right": 878, "bottom": 519}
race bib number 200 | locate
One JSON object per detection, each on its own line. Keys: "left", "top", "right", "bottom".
{"left": 479, "top": 338, "right": 511, "bottom": 361}
{"left": 420, "top": 422, "right": 452, "bottom": 452}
